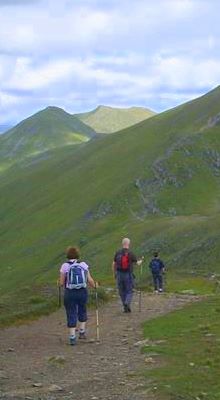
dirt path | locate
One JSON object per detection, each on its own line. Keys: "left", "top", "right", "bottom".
{"left": 0, "top": 292, "right": 199, "bottom": 400}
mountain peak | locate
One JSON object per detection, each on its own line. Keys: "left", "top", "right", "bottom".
{"left": 76, "top": 105, "right": 155, "bottom": 133}
{"left": 0, "top": 106, "right": 96, "bottom": 161}
{"left": 43, "top": 106, "right": 66, "bottom": 113}
{"left": 95, "top": 105, "right": 112, "bottom": 111}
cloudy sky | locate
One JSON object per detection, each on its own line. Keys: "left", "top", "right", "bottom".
{"left": 0, "top": 0, "right": 219, "bottom": 125}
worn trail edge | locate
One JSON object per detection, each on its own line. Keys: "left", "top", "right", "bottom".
{"left": 0, "top": 293, "right": 200, "bottom": 400}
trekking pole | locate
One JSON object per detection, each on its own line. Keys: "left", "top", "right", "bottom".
{"left": 163, "top": 268, "right": 167, "bottom": 292}
{"left": 57, "top": 279, "right": 61, "bottom": 308}
{"left": 138, "top": 289, "right": 142, "bottom": 312}
{"left": 94, "top": 282, "right": 100, "bottom": 343}
{"left": 138, "top": 257, "right": 144, "bottom": 313}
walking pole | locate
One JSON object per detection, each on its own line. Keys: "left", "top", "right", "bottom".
{"left": 163, "top": 268, "right": 167, "bottom": 292}
{"left": 57, "top": 279, "right": 61, "bottom": 308}
{"left": 138, "top": 289, "right": 142, "bottom": 312}
{"left": 95, "top": 283, "right": 100, "bottom": 343}
{"left": 138, "top": 258, "right": 144, "bottom": 313}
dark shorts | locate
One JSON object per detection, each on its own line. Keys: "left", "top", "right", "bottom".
{"left": 64, "top": 288, "right": 88, "bottom": 328}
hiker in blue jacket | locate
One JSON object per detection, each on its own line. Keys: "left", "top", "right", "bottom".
{"left": 149, "top": 251, "right": 165, "bottom": 293}
{"left": 112, "top": 238, "right": 143, "bottom": 313}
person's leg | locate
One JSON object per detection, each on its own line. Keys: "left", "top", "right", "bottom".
{"left": 124, "top": 273, "right": 133, "bottom": 311}
{"left": 158, "top": 273, "right": 163, "bottom": 292}
{"left": 152, "top": 273, "right": 158, "bottom": 291}
{"left": 117, "top": 272, "right": 126, "bottom": 307}
{"left": 78, "top": 289, "right": 88, "bottom": 339}
{"left": 64, "top": 290, "right": 77, "bottom": 344}
{"left": 79, "top": 321, "right": 86, "bottom": 332}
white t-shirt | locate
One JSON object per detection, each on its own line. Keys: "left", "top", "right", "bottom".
{"left": 60, "top": 259, "right": 89, "bottom": 276}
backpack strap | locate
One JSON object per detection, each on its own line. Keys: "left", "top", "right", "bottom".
{"left": 67, "top": 259, "right": 80, "bottom": 266}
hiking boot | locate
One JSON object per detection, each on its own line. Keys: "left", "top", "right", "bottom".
{"left": 159, "top": 288, "right": 163, "bottom": 293}
{"left": 79, "top": 331, "right": 87, "bottom": 340}
{"left": 123, "top": 304, "right": 128, "bottom": 313}
{"left": 154, "top": 290, "right": 159, "bottom": 294}
{"left": 69, "top": 335, "right": 76, "bottom": 346}
{"left": 127, "top": 305, "right": 131, "bottom": 313}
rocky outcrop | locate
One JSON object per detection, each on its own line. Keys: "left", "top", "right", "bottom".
{"left": 133, "top": 136, "right": 198, "bottom": 216}
{"left": 207, "top": 113, "right": 220, "bottom": 128}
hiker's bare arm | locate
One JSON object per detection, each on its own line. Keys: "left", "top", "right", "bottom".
{"left": 88, "top": 271, "right": 96, "bottom": 288}
{"left": 60, "top": 272, "right": 65, "bottom": 286}
{"left": 112, "top": 261, "right": 116, "bottom": 278}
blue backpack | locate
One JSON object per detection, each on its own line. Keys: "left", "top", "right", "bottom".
{"left": 66, "top": 261, "right": 87, "bottom": 289}
{"left": 151, "top": 259, "right": 162, "bottom": 273}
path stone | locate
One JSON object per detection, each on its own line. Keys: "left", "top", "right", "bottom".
{"left": 32, "top": 382, "right": 43, "bottom": 388}
{"left": 7, "top": 348, "right": 15, "bottom": 353}
{"left": 48, "top": 384, "right": 63, "bottom": 392}
{"left": 134, "top": 339, "right": 150, "bottom": 347}
{"left": 144, "top": 357, "right": 155, "bottom": 364}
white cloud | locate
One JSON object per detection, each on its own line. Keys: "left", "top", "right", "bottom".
{"left": 168, "top": 0, "right": 195, "bottom": 15}
{"left": 154, "top": 56, "right": 220, "bottom": 89}
{"left": 0, "top": 0, "right": 219, "bottom": 123}
{"left": 0, "top": 91, "right": 20, "bottom": 107}
{"left": 6, "top": 57, "right": 77, "bottom": 90}
{"left": 0, "top": 4, "right": 112, "bottom": 56}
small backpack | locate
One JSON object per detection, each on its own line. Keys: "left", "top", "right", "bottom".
{"left": 117, "top": 251, "right": 130, "bottom": 271}
{"left": 66, "top": 261, "right": 87, "bottom": 289}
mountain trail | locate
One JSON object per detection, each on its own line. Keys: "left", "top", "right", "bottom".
{"left": 0, "top": 292, "right": 200, "bottom": 400}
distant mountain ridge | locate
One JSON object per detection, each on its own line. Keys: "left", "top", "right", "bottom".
{"left": 0, "top": 106, "right": 96, "bottom": 164}
{"left": 76, "top": 105, "right": 155, "bottom": 133}
{"left": 0, "top": 104, "right": 155, "bottom": 166}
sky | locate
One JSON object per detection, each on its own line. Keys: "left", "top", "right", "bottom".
{"left": 0, "top": 0, "right": 219, "bottom": 125}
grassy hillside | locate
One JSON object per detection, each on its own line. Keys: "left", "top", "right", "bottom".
{"left": 76, "top": 105, "right": 155, "bottom": 133}
{"left": 0, "top": 106, "right": 96, "bottom": 168}
{"left": 0, "top": 86, "right": 220, "bottom": 323}
{"left": 142, "top": 295, "right": 220, "bottom": 399}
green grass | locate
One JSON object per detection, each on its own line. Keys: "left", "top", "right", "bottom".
{"left": 0, "top": 284, "right": 109, "bottom": 328}
{"left": 142, "top": 295, "right": 220, "bottom": 399}
{"left": 1, "top": 86, "right": 220, "bottom": 323}
{"left": 165, "top": 274, "right": 216, "bottom": 295}
{"left": 0, "top": 294, "right": 58, "bottom": 327}
{"left": 136, "top": 271, "right": 217, "bottom": 295}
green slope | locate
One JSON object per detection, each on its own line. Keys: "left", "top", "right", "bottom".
{"left": 0, "top": 106, "right": 96, "bottom": 167}
{"left": 76, "top": 105, "right": 155, "bottom": 133}
{"left": 142, "top": 296, "right": 220, "bottom": 399}
{"left": 1, "top": 86, "right": 220, "bottom": 323}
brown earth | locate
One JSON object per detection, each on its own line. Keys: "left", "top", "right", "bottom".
{"left": 0, "top": 292, "right": 199, "bottom": 400}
